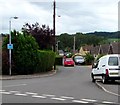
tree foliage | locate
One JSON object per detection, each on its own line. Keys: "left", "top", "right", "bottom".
{"left": 2, "top": 30, "right": 39, "bottom": 74}
{"left": 84, "top": 53, "right": 94, "bottom": 65}
{"left": 22, "top": 22, "right": 54, "bottom": 50}
{"left": 57, "top": 32, "right": 105, "bottom": 51}
{"left": 58, "top": 33, "right": 74, "bottom": 51}
{"left": 2, "top": 30, "right": 55, "bottom": 75}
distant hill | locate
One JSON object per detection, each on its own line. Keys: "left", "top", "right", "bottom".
{"left": 86, "top": 31, "right": 120, "bottom": 38}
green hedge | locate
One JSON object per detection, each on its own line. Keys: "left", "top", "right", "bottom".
{"left": 2, "top": 50, "right": 9, "bottom": 75}
{"left": 55, "top": 56, "right": 63, "bottom": 65}
{"left": 36, "top": 50, "right": 55, "bottom": 73}
{"left": 2, "top": 31, "right": 55, "bottom": 75}
{"left": 84, "top": 53, "right": 94, "bottom": 65}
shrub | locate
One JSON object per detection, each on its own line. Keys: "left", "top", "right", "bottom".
{"left": 2, "top": 50, "right": 9, "bottom": 75}
{"left": 13, "top": 33, "right": 39, "bottom": 74}
{"left": 2, "top": 31, "right": 39, "bottom": 75}
{"left": 85, "top": 53, "right": 94, "bottom": 65}
{"left": 36, "top": 50, "right": 55, "bottom": 73}
{"left": 2, "top": 31, "right": 55, "bottom": 75}
{"left": 55, "top": 55, "right": 63, "bottom": 65}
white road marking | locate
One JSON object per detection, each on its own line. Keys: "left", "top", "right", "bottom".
{"left": 0, "top": 91, "right": 11, "bottom": 94}
{"left": 102, "top": 101, "right": 115, "bottom": 104}
{"left": 9, "top": 91, "right": 19, "bottom": 93}
{"left": 32, "top": 95, "right": 46, "bottom": 98}
{"left": 51, "top": 97, "right": 66, "bottom": 101}
{"left": 60, "top": 96, "right": 74, "bottom": 99}
{"left": 1, "top": 89, "right": 118, "bottom": 104}
{"left": 26, "top": 92, "right": 47, "bottom": 99}
{"left": 0, "top": 90, "right": 5, "bottom": 92}
{"left": 15, "top": 93, "right": 27, "bottom": 96}
{"left": 81, "top": 98, "right": 97, "bottom": 102}
{"left": 72, "top": 100, "right": 89, "bottom": 103}
{"left": 3, "top": 84, "right": 27, "bottom": 87}
{"left": 25, "top": 92, "right": 37, "bottom": 95}
{"left": 42, "top": 94, "right": 55, "bottom": 97}
{"left": 96, "top": 81, "right": 120, "bottom": 97}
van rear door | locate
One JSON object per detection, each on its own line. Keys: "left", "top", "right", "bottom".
{"left": 108, "top": 56, "right": 120, "bottom": 77}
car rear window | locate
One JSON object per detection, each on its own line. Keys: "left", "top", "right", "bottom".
{"left": 108, "top": 57, "right": 118, "bottom": 66}
{"left": 74, "top": 56, "right": 84, "bottom": 59}
{"left": 65, "top": 59, "right": 73, "bottom": 61}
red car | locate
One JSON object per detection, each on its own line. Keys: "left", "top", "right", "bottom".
{"left": 64, "top": 58, "right": 74, "bottom": 66}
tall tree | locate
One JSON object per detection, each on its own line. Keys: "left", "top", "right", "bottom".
{"left": 22, "top": 22, "right": 54, "bottom": 50}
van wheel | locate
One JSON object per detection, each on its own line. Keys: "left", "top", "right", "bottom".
{"left": 102, "top": 75, "right": 107, "bottom": 84}
{"left": 111, "top": 80, "right": 115, "bottom": 83}
{"left": 91, "top": 73, "right": 96, "bottom": 82}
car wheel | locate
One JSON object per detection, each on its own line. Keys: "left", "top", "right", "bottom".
{"left": 102, "top": 75, "right": 107, "bottom": 84}
{"left": 111, "top": 80, "right": 115, "bottom": 83}
{"left": 91, "top": 73, "right": 96, "bottom": 82}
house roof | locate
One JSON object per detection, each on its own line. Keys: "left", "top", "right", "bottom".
{"left": 80, "top": 42, "right": 120, "bottom": 55}
{"left": 90, "top": 45, "right": 100, "bottom": 55}
{"left": 82, "top": 45, "right": 92, "bottom": 51}
{"left": 82, "top": 45, "right": 99, "bottom": 55}
{"left": 100, "top": 44, "right": 110, "bottom": 54}
{"left": 112, "top": 42, "right": 120, "bottom": 54}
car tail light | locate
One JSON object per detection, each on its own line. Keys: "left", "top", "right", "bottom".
{"left": 106, "top": 69, "right": 109, "bottom": 76}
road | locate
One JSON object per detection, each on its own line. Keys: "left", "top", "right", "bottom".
{"left": 1, "top": 66, "right": 120, "bottom": 104}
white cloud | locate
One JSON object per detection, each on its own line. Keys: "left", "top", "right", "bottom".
{"left": 0, "top": 0, "right": 119, "bottom": 34}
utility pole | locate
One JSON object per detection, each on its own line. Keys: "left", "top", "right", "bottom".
{"left": 57, "top": 41, "right": 60, "bottom": 53}
{"left": 53, "top": 0, "right": 56, "bottom": 70}
{"left": 53, "top": 0, "right": 56, "bottom": 53}
{"left": 73, "top": 35, "right": 76, "bottom": 54}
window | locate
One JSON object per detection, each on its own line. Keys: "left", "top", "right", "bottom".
{"left": 92, "top": 60, "right": 99, "bottom": 68}
{"left": 108, "top": 57, "right": 118, "bottom": 66}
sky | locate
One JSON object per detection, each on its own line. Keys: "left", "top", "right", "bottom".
{"left": 0, "top": 0, "right": 120, "bottom": 35}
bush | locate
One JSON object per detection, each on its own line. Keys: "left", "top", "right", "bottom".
{"left": 36, "top": 50, "right": 55, "bottom": 73}
{"left": 2, "top": 31, "right": 55, "bottom": 75}
{"left": 2, "top": 31, "right": 39, "bottom": 75}
{"left": 55, "top": 55, "right": 63, "bottom": 65}
{"left": 85, "top": 53, "right": 94, "bottom": 65}
{"left": 2, "top": 50, "right": 9, "bottom": 75}
{"left": 16, "top": 36, "right": 39, "bottom": 74}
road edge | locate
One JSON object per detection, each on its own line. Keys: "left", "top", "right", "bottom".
{"left": 0, "top": 69, "right": 57, "bottom": 80}
{"left": 95, "top": 81, "right": 120, "bottom": 97}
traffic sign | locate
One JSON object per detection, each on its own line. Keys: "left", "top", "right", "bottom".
{"left": 7, "top": 44, "right": 13, "bottom": 49}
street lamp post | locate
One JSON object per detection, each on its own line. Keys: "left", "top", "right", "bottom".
{"left": 9, "top": 16, "right": 18, "bottom": 75}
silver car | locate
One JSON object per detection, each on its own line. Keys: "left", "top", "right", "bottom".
{"left": 74, "top": 56, "right": 85, "bottom": 65}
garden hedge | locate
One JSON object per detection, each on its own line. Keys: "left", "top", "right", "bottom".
{"left": 55, "top": 56, "right": 63, "bottom": 65}
{"left": 2, "top": 31, "right": 55, "bottom": 75}
{"left": 35, "top": 50, "right": 55, "bottom": 73}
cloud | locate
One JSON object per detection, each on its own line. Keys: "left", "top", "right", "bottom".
{"left": 0, "top": 0, "right": 119, "bottom": 34}
{"left": 0, "top": 0, "right": 53, "bottom": 33}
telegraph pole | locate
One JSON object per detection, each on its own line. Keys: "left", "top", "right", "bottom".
{"left": 53, "top": 0, "right": 56, "bottom": 70}
{"left": 73, "top": 35, "right": 76, "bottom": 54}
{"left": 53, "top": 0, "right": 56, "bottom": 53}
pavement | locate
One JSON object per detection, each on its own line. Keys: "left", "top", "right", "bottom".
{"left": 0, "top": 69, "right": 57, "bottom": 80}
{"left": 0, "top": 65, "right": 92, "bottom": 80}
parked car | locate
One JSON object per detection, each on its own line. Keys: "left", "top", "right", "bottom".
{"left": 58, "top": 50, "right": 64, "bottom": 56}
{"left": 64, "top": 58, "right": 74, "bottom": 66}
{"left": 73, "top": 55, "right": 85, "bottom": 65}
{"left": 91, "top": 54, "right": 120, "bottom": 84}
{"left": 64, "top": 52, "right": 72, "bottom": 57}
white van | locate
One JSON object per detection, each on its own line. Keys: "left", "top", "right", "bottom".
{"left": 91, "top": 54, "right": 120, "bottom": 84}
